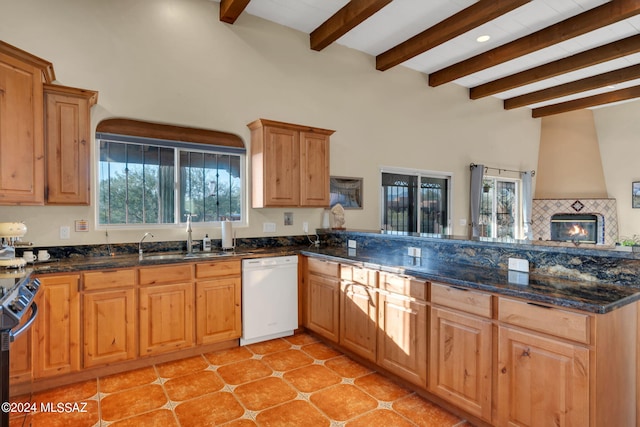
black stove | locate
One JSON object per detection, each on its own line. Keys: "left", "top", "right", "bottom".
{"left": 0, "top": 269, "right": 40, "bottom": 427}
{"left": 0, "top": 271, "right": 39, "bottom": 330}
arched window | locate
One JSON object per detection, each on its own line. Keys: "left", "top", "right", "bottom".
{"left": 96, "top": 119, "right": 246, "bottom": 226}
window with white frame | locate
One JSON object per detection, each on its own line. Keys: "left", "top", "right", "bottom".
{"left": 381, "top": 168, "right": 451, "bottom": 234}
{"left": 478, "top": 176, "right": 520, "bottom": 239}
{"left": 97, "top": 136, "right": 244, "bottom": 226}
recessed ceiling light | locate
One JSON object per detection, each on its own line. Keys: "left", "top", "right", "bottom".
{"left": 476, "top": 35, "right": 491, "bottom": 43}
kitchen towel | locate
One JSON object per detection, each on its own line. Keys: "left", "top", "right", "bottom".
{"left": 221, "top": 220, "right": 233, "bottom": 249}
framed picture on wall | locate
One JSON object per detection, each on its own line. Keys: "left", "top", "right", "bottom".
{"left": 330, "top": 176, "right": 363, "bottom": 209}
{"left": 633, "top": 182, "right": 640, "bottom": 208}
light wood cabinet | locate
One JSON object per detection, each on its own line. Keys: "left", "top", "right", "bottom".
{"left": 195, "top": 260, "right": 242, "bottom": 345}
{"left": 34, "top": 274, "right": 81, "bottom": 378}
{"left": 9, "top": 306, "right": 35, "bottom": 384}
{"left": 82, "top": 269, "right": 137, "bottom": 367}
{"left": 83, "top": 288, "right": 136, "bottom": 368}
{"left": 305, "top": 258, "right": 341, "bottom": 342}
{"left": 430, "top": 306, "right": 492, "bottom": 421}
{"left": 248, "top": 118, "right": 333, "bottom": 208}
{"left": 497, "top": 296, "right": 638, "bottom": 427}
{"left": 0, "top": 42, "right": 52, "bottom": 205}
{"left": 339, "top": 265, "right": 378, "bottom": 362}
{"left": 139, "top": 281, "right": 194, "bottom": 356}
{"left": 377, "top": 284, "right": 427, "bottom": 387}
{"left": 44, "top": 83, "right": 97, "bottom": 205}
{"left": 497, "top": 325, "right": 589, "bottom": 427}
{"left": 429, "top": 283, "right": 492, "bottom": 421}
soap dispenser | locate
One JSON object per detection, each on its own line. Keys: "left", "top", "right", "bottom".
{"left": 203, "top": 234, "right": 212, "bottom": 252}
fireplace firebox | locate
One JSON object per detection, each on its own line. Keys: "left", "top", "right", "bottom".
{"left": 550, "top": 214, "right": 598, "bottom": 243}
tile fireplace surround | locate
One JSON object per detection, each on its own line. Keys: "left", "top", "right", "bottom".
{"left": 532, "top": 198, "right": 618, "bottom": 246}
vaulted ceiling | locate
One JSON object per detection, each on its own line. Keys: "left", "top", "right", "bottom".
{"left": 213, "top": 0, "right": 640, "bottom": 118}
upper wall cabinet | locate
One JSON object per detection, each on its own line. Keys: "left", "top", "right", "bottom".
{"left": 248, "top": 119, "right": 334, "bottom": 208}
{"left": 44, "top": 84, "right": 98, "bottom": 205}
{"left": 0, "top": 42, "right": 54, "bottom": 205}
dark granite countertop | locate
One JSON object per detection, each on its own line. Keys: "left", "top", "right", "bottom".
{"left": 300, "top": 246, "right": 640, "bottom": 314}
{"left": 28, "top": 247, "right": 300, "bottom": 274}
{"left": 27, "top": 243, "right": 640, "bottom": 314}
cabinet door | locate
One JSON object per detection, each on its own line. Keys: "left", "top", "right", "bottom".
{"left": 139, "top": 283, "right": 194, "bottom": 355}
{"left": 340, "top": 283, "right": 377, "bottom": 362}
{"left": 9, "top": 307, "right": 34, "bottom": 384}
{"left": 429, "top": 306, "right": 492, "bottom": 421}
{"left": 377, "top": 292, "right": 427, "bottom": 387}
{"left": 196, "top": 277, "right": 241, "bottom": 344}
{"left": 83, "top": 289, "right": 136, "bottom": 368}
{"left": 497, "top": 326, "right": 589, "bottom": 427}
{"left": 34, "top": 275, "right": 81, "bottom": 378}
{"left": 44, "top": 84, "right": 97, "bottom": 205}
{"left": 299, "top": 131, "right": 330, "bottom": 207}
{"left": 307, "top": 273, "right": 340, "bottom": 342}
{"left": 262, "top": 125, "right": 300, "bottom": 206}
{"left": 0, "top": 50, "right": 45, "bottom": 205}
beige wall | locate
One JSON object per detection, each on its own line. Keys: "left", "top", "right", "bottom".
{"left": 0, "top": 0, "right": 540, "bottom": 246}
{"left": 535, "top": 109, "right": 607, "bottom": 199}
{"left": 594, "top": 103, "right": 640, "bottom": 239}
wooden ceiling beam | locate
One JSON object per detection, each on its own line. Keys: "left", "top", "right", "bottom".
{"left": 310, "top": 0, "right": 392, "bottom": 51}
{"left": 376, "top": 0, "right": 530, "bottom": 71}
{"left": 531, "top": 85, "right": 640, "bottom": 118}
{"left": 470, "top": 34, "right": 640, "bottom": 99}
{"left": 428, "top": 0, "right": 640, "bottom": 87}
{"left": 504, "top": 63, "right": 640, "bottom": 109}
{"left": 219, "top": 0, "right": 251, "bottom": 24}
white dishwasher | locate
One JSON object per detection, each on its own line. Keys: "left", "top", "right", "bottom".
{"left": 240, "top": 255, "right": 298, "bottom": 345}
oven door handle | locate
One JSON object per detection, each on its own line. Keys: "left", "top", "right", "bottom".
{"left": 10, "top": 302, "right": 38, "bottom": 342}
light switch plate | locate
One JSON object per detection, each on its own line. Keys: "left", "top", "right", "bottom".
{"left": 348, "top": 240, "right": 357, "bottom": 249}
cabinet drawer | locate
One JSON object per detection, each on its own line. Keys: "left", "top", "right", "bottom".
{"left": 498, "top": 298, "right": 590, "bottom": 344}
{"left": 380, "top": 273, "right": 427, "bottom": 301}
{"left": 431, "top": 282, "right": 492, "bottom": 318}
{"left": 196, "top": 260, "right": 241, "bottom": 279}
{"left": 308, "top": 257, "right": 339, "bottom": 277}
{"left": 83, "top": 269, "right": 135, "bottom": 291}
{"left": 139, "top": 264, "right": 192, "bottom": 285}
{"left": 340, "top": 265, "right": 377, "bottom": 287}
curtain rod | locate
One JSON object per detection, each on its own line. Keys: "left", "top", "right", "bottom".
{"left": 470, "top": 163, "right": 535, "bottom": 177}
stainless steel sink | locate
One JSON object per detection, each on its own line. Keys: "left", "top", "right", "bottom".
{"left": 141, "top": 251, "right": 252, "bottom": 261}
{"left": 141, "top": 253, "right": 186, "bottom": 261}
{"left": 186, "top": 251, "right": 253, "bottom": 258}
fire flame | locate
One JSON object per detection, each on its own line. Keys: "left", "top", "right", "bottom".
{"left": 568, "top": 224, "right": 588, "bottom": 236}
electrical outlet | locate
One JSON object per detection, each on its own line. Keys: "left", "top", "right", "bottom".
{"left": 407, "top": 247, "right": 422, "bottom": 257}
{"left": 263, "top": 222, "right": 276, "bottom": 232}
{"left": 60, "top": 226, "right": 71, "bottom": 239}
{"left": 414, "top": 247, "right": 421, "bottom": 257}
{"left": 348, "top": 240, "right": 357, "bottom": 249}
{"left": 303, "top": 222, "right": 309, "bottom": 233}
{"left": 508, "top": 257, "right": 529, "bottom": 272}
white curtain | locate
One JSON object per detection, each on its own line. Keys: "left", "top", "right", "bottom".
{"left": 470, "top": 164, "right": 484, "bottom": 238}
{"left": 521, "top": 171, "right": 534, "bottom": 240}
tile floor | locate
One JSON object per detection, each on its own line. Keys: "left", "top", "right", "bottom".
{"left": 9, "top": 333, "right": 473, "bottom": 426}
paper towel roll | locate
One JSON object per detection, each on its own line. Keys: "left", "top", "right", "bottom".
{"left": 221, "top": 220, "right": 233, "bottom": 249}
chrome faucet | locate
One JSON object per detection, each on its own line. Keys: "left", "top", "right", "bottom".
{"left": 138, "top": 232, "right": 154, "bottom": 259}
{"left": 185, "top": 214, "right": 196, "bottom": 254}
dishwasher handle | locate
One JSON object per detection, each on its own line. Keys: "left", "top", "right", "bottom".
{"left": 242, "top": 256, "right": 298, "bottom": 270}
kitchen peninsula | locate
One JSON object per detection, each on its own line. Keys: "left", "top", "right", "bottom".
{"left": 13, "top": 229, "right": 640, "bottom": 427}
